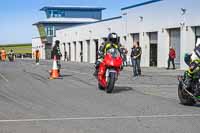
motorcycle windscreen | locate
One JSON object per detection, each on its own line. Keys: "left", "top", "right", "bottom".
{"left": 104, "top": 54, "right": 123, "bottom": 67}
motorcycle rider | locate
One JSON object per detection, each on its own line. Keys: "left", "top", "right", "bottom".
{"left": 184, "top": 38, "right": 200, "bottom": 96}
{"left": 93, "top": 33, "right": 124, "bottom": 76}
{"left": 52, "top": 40, "right": 62, "bottom": 73}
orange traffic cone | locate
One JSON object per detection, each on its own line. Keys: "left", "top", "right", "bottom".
{"left": 49, "top": 56, "right": 60, "bottom": 79}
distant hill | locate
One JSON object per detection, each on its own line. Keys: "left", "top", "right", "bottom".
{"left": 0, "top": 43, "right": 31, "bottom": 47}
{"left": 0, "top": 43, "right": 32, "bottom": 54}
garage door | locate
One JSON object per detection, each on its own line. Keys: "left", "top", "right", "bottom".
{"left": 87, "top": 40, "right": 90, "bottom": 63}
{"left": 45, "top": 43, "right": 52, "bottom": 60}
{"left": 149, "top": 32, "right": 158, "bottom": 67}
{"left": 68, "top": 43, "right": 71, "bottom": 61}
{"left": 195, "top": 27, "right": 200, "bottom": 43}
{"left": 169, "top": 28, "right": 180, "bottom": 68}
{"left": 131, "top": 33, "right": 140, "bottom": 44}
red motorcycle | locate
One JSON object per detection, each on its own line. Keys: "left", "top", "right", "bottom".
{"left": 97, "top": 48, "right": 123, "bottom": 93}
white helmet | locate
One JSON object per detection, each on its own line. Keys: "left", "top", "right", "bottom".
{"left": 196, "top": 38, "right": 200, "bottom": 47}
{"left": 191, "top": 38, "right": 200, "bottom": 60}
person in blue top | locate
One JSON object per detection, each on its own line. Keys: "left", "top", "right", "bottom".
{"left": 131, "top": 41, "right": 142, "bottom": 77}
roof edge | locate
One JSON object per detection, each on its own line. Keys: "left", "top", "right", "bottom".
{"left": 61, "top": 16, "right": 122, "bottom": 29}
{"left": 33, "top": 16, "right": 122, "bottom": 26}
{"left": 121, "top": 0, "right": 163, "bottom": 11}
{"left": 40, "top": 6, "right": 106, "bottom": 11}
{"left": 33, "top": 21, "right": 92, "bottom": 25}
{"left": 96, "top": 16, "right": 122, "bottom": 23}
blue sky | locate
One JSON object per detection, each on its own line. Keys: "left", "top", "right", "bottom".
{"left": 0, "top": 0, "right": 146, "bottom": 44}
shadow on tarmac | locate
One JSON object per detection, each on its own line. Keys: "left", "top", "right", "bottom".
{"left": 189, "top": 103, "right": 200, "bottom": 108}
{"left": 60, "top": 74, "right": 73, "bottom": 77}
{"left": 113, "top": 86, "right": 133, "bottom": 94}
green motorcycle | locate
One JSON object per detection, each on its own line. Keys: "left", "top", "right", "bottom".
{"left": 178, "top": 72, "right": 200, "bottom": 106}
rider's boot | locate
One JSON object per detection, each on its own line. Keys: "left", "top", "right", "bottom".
{"left": 93, "top": 61, "right": 101, "bottom": 77}
{"left": 93, "top": 69, "right": 98, "bottom": 77}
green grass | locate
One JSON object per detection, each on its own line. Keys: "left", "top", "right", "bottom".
{"left": 0, "top": 43, "right": 32, "bottom": 54}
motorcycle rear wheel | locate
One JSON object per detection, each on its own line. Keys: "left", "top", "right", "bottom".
{"left": 178, "top": 82, "right": 196, "bottom": 106}
{"left": 106, "top": 72, "right": 115, "bottom": 93}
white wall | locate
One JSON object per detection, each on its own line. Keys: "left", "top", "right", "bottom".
{"left": 122, "top": 0, "right": 200, "bottom": 69}
{"left": 56, "top": 17, "right": 123, "bottom": 64}
{"left": 157, "top": 29, "right": 170, "bottom": 67}
{"left": 180, "top": 27, "right": 196, "bottom": 69}
{"left": 123, "top": 0, "right": 200, "bottom": 32}
{"left": 140, "top": 32, "right": 150, "bottom": 67}
{"left": 82, "top": 41, "right": 88, "bottom": 62}
{"left": 32, "top": 38, "right": 45, "bottom": 59}
{"left": 54, "top": 0, "right": 200, "bottom": 69}
{"left": 57, "top": 17, "right": 123, "bottom": 42}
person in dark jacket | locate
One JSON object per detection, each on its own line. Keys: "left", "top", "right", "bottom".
{"left": 121, "top": 45, "right": 128, "bottom": 67}
{"left": 167, "top": 46, "right": 176, "bottom": 69}
{"left": 131, "top": 41, "right": 142, "bottom": 76}
{"left": 52, "top": 40, "right": 62, "bottom": 72}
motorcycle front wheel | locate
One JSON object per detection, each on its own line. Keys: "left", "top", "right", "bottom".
{"left": 178, "top": 82, "right": 196, "bottom": 106}
{"left": 106, "top": 72, "right": 116, "bottom": 93}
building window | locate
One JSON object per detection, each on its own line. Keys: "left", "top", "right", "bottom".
{"left": 46, "top": 10, "right": 65, "bottom": 18}
{"left": 46, "top": 10, "right": 52, "bottom": 18}
{"left": 195, "top": 27, "right": 200, "bottom": 44}
{"left": 131, "top": 33, "right": 140, "bottom": 43}
{"left": 123, "top": 36, "right": 127, "bottom": 41}
{"left": 52, "top": 10, "right": 65, "bottom": 18}
{"left": 46, "top": 26, "right": 54, "bottom": 36}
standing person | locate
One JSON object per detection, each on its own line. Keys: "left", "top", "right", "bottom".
{"left": 34, "top": 50, "right": 40, "bottom": 65}
{"left": 63, "top": 43, "right": 67, "bottom": 61}
{"left": 125, "top": 48, "right": 128, "bottom": 66}
{"left": 52, "top": 40, "right": 62, "bottom": 73}
{"left": 8, "top": 49, "right": 15, "bottom": 62}
{"left": 1, "top": 48, "right": 6, "bottom": 61}
{"left": 64, "top": 51, "right": 67, "bottom": 61}
{"left": 131, "top": 44, "right": 137, "bottom": 76}
{"left": 80, "top": 51, "right": 83, "bottom": 62}
{"left": 121, "top": 46, "right": 128, "bottom": 67}
{"left": 131, "top": 41, "right": 142, "bottom": 76}
{"left": 167, "top": 46, "right": 176, "bottom": 69}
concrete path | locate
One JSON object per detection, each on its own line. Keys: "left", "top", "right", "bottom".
{"left": 0, "top": 60, "right": 199, "bottom": 133}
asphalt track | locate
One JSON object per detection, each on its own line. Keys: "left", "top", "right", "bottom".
{"left": 0, "top": 59, "right": 200, "bottom": 133}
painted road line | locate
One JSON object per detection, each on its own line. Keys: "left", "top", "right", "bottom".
{"left": 1, "top": 114, "right": 200, "bottom": 123}
{"left": 0, "top": 72, "right": 8, "bottom": 82}
{"left": 64, "top": 70, "right": 91, "bottom": 75}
